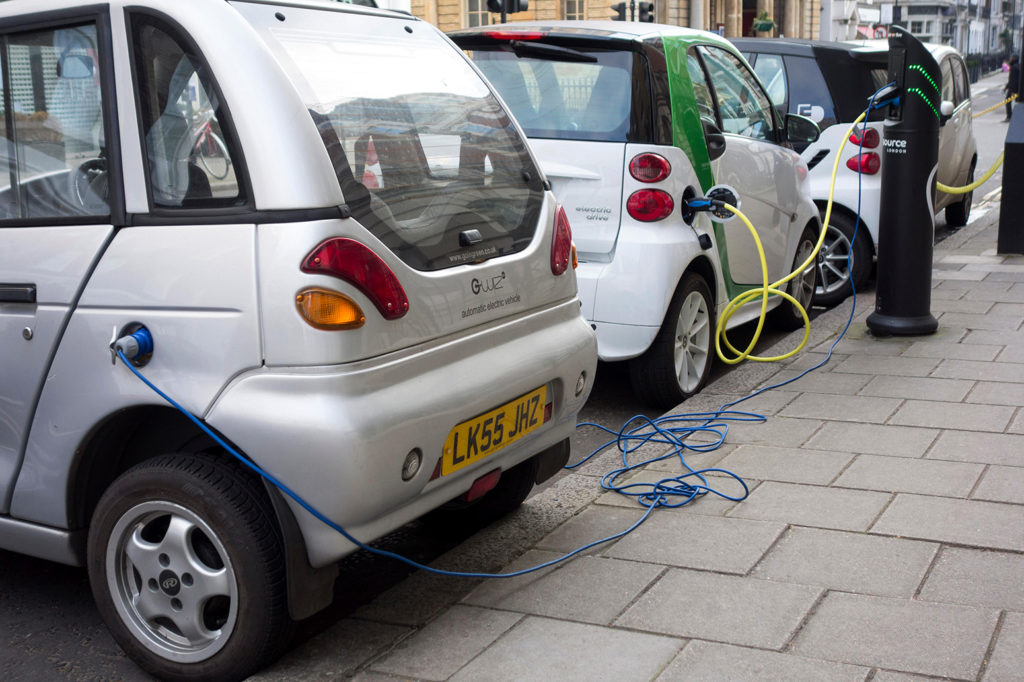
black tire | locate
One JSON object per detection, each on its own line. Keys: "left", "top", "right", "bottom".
{"left": 770, "top": 223, "right": 819, "bottom": 331}
{"left": 87, "top": 454, "right": 291, "bottom": 682}
{"left": 813, "top": 212, "right": 873, "bottom": 307}
{"left": 944, "top": 159, "right": 974, "bottom": 228}
{"left": 629, "top": 273, "right": 714, "bottom": 410}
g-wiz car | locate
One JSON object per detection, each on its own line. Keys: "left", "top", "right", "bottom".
{"left": 733, "top": 37, "right": 978, "bottom": 305}
{"left": 450, "top": 22, "right": 822, "bottom": 408}
{"left": 0, "top": 0, "right": 596, "bottom": 679}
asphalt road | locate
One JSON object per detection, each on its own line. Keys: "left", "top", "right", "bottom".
{"left": 0, "top": 69, "right": 1014, "bottom": 682}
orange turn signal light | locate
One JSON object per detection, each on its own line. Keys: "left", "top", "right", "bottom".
{"left": 295, "top": 287, "right": 365, "bottom": 330}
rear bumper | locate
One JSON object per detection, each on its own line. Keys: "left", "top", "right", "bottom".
{"left": 206, "top": 299, "right": 597, "bottom": 566}
{"left": 577, "top": 226, "right": 706, "bottom": 361}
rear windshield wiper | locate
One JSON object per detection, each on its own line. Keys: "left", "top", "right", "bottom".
{"left": 508, "top": 40, "right": 597, "bottom": 63}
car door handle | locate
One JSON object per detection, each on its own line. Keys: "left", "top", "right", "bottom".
{"left": 0, "top": 283, "right": 36, "bottom": 303}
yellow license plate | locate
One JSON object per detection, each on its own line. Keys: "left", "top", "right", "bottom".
{"left": 442, "top": 386, "right": 547, "bottom": 476}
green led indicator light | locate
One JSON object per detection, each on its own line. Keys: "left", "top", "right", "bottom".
{"left": 907, "top": 87, "right": 940, "bottom": 120}
{"left": 908, "top": 64, "right": 940, "bottom": 95}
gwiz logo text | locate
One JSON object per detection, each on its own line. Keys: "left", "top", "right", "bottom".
{"left": 471, "top": 272, "right": 506, "bottom": 295}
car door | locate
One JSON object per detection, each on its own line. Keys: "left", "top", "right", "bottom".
{"left": 691, "top": 45, "right": 795, "bottom": 286}
{"left": 936, "top": 55, "right": 958, "bottom": 194}
{"left": 0, "top": 12, "right": 120, "bottom": 513}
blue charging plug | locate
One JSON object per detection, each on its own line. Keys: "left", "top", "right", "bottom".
{"left": 113, "top": 326, "right": 153, "bottom": 364}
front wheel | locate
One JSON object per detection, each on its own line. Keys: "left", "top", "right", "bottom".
{"left": 813, "top": 213, "right": 872, "bottom": 307}
{"left": 87, "top": 454, "right": 291, "bottom": 682}
{"left": 629, "top": 273, "right": 714, "bottom": 410}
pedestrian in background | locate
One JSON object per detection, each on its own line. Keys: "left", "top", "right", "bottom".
{"left": 1005, "top": 55, "right": 1020, "bottom": 122}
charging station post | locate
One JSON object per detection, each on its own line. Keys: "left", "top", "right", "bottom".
{"left": 866, "top": 26, "right": 940, "bottom": 336}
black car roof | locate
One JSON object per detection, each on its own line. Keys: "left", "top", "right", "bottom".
{"left": 732, "top": 37, "right": 890, "bottom": 123}
{"left": 730, "top": 37, "right": 888, "bottom": 63}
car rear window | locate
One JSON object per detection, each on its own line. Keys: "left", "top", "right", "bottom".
{"left": 237, "top": 4, "right": 543, "bottom": 271}
{"left": 465, "top": 46, "right": 634, "bottom": 142}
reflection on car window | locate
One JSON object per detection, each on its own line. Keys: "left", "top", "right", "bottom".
{"left": 940, "top": 58, "right": 955, "bottom": 104}
{"left": 698, "top": 46, "right": 774, "bottom": 141}
{"left": 752, "top": 53, "right": 786, "bottom": 107}
{"left": 131, "top": 16, "right": 243, "bottom": 209}
{"left": 245, "top": 8, "right": 542, "bottom": 271}
{"left": 952, "top": 58, "right": 969, "bottom": 105}
{"left": 687, "top": 49, "right": 716, "bottom": 124}
{"left": 0, "top": 23, "right": 109, "bottom": 220}
{"left": 470, "top": 48, "right": 633, "bottom": 142}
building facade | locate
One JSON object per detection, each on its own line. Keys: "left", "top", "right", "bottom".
{"left": 410, "top": 0, "right": 820, "bottom": 39}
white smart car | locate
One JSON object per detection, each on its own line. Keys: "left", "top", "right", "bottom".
{"left": 0, "top": 1, "right": 597, "bottom": 678}
{"left": 451, "top": 21, "right": 823, "bottom": 408}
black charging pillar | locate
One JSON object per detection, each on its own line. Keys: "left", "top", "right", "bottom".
{"left": 997, "top": 40, "right": 1024, "bottom": 254}
{"left": 866, "top": 27, "right": 940, "bottom": 336}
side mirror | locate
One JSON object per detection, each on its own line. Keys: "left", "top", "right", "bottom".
{"left": 702, "top": 117, "right": 726, "bottom": 162}
{"left": 784, "top": 113, "right": 820, "bottom": 145}
{"left": 939, "top": 100, "right": 954, "bottom": 126}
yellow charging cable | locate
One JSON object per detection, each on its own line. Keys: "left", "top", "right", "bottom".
{"left": 714, "top": 111, "right": 866, "bottom": 365}
{"left": 973, "top": 93, "right": 1016, "bottom": 119}
{"left": 937, "top": 93, "right": 1014, "bottom": 192}
{"left": 936, "top": 151, "right": 1004, "bottom": 194}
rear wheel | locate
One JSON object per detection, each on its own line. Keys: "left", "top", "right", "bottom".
{"left": 944, "top": 159, "right": 974, "bottom": 228}
{"left": 770, "top": 224, "right": 819, "bottom": 330}
{"left": 87, "top": 454, "right": 290, "bottom": 682}
{"left": 629, "top": 273, "right": 714, "bottom": 410}
{"left": 813, "top": 213, "right": 872, "bottom": 307}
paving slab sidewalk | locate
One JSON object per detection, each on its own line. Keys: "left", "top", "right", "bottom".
{"left": 256, "top": 202, "right": 1023, "bottom": 681}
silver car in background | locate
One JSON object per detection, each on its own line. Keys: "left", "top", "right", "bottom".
{"left": 0, "top": 0, "right": 596, "bottom": 679}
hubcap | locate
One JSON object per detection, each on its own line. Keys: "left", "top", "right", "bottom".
{"left": 673, "top": 290, "right": 711, "bottom": 393}
{"left": 105, "top": 501, "right": 238, "bottom": 663}
{"left": 815, "top": 224, "right": 852, "bottom": 296}
{"left": 792, "top": 237, "right": 817, "bottom": 309}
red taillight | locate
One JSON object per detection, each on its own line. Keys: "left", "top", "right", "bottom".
{"left": 846, "top": 152, "right": 881, "bottom": 175}
{"left": 629, "top": 153, "right": 671, "bottom": 182}
{"left": 552, "top": 204, "right": 573, "bottom": 275}
{"left": 482, "top": 30, "right": 545, "bottom": 40}
{"left": 301, "top": 238, "right": 409, "bottom": 320}
{"left": 849, "top": 126, "right": 880, "bottom": 149}
{"left": 626, "top": 189, "right": 674, "bottom": 222}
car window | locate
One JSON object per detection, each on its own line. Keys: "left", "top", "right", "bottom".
{"left": 0, "top": 23, "right": 110, "bottom": 220}
{"left": 131, "top": 15, "right": 244, "bottom": 209}
{"left": 243, "top": 6, "right": 543, "bottom": 272}
{"left": 783, "top": 55, "right": 836, "bottom": 128}
{"left": 751, "top": 53, "right": 786, "bottom": 108}
{"left": 686, "top": 49, "right": 717, "bottom": 123}
{"left": 697, "top": 45, "right": 775, "bottom": 141}
{"left": 940, "top": 57, "right": 955, "bottom": 104}
{"left": 468, "top": 47, "right": 634, "bottom": 142}
{"left": 952, "top": 57, "right": 969, "bottom": 105}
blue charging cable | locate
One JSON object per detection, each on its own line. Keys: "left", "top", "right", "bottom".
{"left": 113, "top": 83, "right": 894, "bottom": 580}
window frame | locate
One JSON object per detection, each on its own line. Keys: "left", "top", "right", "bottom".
{"left": 0, "top": 4, "right": 125, "bottom": 227}
{"left": 465, "top": 0, "right": 491, "bottom": 29}
{"left": 125, "top": 7, "right": 253, "bottom": 219}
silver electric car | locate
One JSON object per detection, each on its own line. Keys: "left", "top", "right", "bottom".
{"left": 0, "top": 0, "right": 597, "bottom": 679}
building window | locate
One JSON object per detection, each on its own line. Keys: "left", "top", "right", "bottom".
{"left": 565, "top": 0, "right": 585, "bottom": 20}
{"left": 467, "top": 0, "right": 491, "bottom": 27}
{"left": 910, "top": 21, "right": 924, "bottom": 33}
